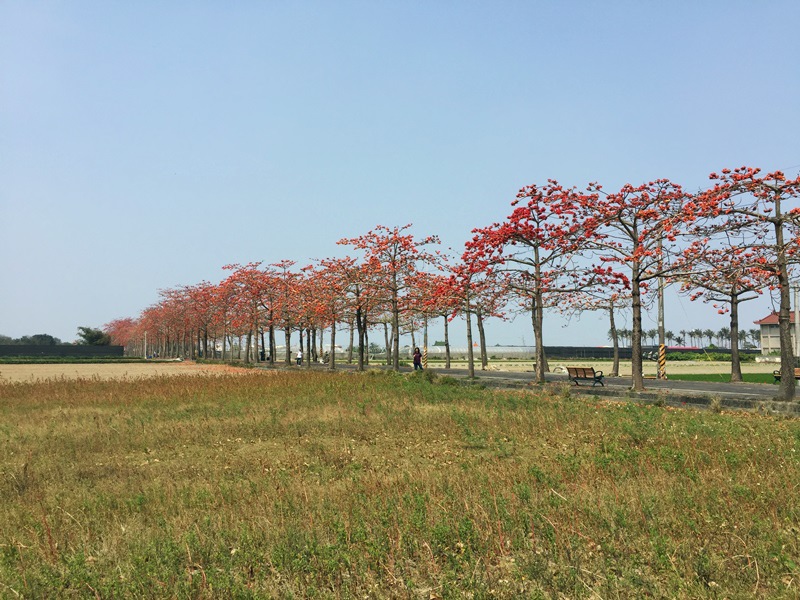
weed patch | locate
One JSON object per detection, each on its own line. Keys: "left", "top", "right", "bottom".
{"left": 0, "top": 371, "right": 798, "bottom": 597}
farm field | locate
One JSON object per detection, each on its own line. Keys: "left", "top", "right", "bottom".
{"left": 0, "top": 361, "right": 252, "bottom": 383}
{"left": 1, "top": 369, "right": 798, "bottom": 598}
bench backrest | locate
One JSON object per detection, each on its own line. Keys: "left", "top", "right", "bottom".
{"left": 567, "top": 367, "right": 595, "bottom": 378}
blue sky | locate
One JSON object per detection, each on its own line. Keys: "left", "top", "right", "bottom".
{"left": 2, "top": 1, "right": 799, "bottom": 346}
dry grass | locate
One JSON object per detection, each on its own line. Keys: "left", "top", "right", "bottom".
{"left": 0, "top": 360, "right": 254, "bottom": 384}
{"left": 1, "top": 370, "right": 798, "bottom": 598}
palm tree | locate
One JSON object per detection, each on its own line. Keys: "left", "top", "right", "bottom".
{"left": 703, "top": 329, "right": 715, "bottom": 347}
{"left": 718, "top": 327, "right": 731, "bottom": 348}
{"left": 738, "top": 330, "right": 748, "bottom": 347}
{"left": 679, "top": 329, "right": 688, "bottom": 347}
{"left": 666, "top": 330, "right": 675, "bottom": 346}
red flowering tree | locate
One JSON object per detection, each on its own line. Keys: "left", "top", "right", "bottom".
{"left": 420, "top": 271, "right": 461, "bottom": 369}
{"left": 675, "top": 239, "right": 770, "bottom": 382}
{"left": 270, "top": 260, "right": 301, "bottom": 365}
{"left": 314, "top": 257, "right": 353, "bottom": 370}
{"left": 468, "top": 181, "right": 601, "bottom": 383}
{"left": 587, "top": 179, "right": 691, "bottom": 391}
{"left": 438, "top": 261, "right": 484, "bottom": 378}
{"left": 103, "top": 317, "right": 139, "bottom": 353}
{"left": 222, "top": 263, "right": 273, "bottom": 364}
{"left": 338, "top": 224, "right": 439, "bottom": 371}
{"left": 696, "top": 167, "right": 800, "bottom": 399}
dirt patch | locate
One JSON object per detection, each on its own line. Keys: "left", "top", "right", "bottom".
{"left": 0, "top": 361, "right": 256, "bottom": 384}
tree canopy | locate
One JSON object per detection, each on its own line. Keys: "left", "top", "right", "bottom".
{"left": 76, "top": 326, "right": 112, "bottom": 346}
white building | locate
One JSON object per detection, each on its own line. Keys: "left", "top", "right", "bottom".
{"left": 755, "top": 312, "right": 797, "bottom": 354}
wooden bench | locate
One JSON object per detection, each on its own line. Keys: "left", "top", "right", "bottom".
{"left": 567, "top": 366, "right": 604, "bottom": 387}
{"left": 773, "top": 368, "right": 800, "bottom": 382}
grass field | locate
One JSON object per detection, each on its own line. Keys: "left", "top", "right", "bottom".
{"left": 1, "top": 369, "right": 799, "bottom": 598}
{"left": 665, "top": 372, "right": 779, "bottom": 385}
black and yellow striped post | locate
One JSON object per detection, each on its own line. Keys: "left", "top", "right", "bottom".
{"left": 658, "top": 344, "right": 667, "bottom": 380}
{"left": 423, "top": 346, "right": 428, "bottom": 370}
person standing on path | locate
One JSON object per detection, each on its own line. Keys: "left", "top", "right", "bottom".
{"left": 296, "top": 349, "right": 303, "bottom": 366}
{"left": 413, "top": 347, "right": 422, "bottom": 370}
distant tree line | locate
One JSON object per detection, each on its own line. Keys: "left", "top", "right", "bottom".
{"left": 0, "top": 333, "right": 63, "bottom": 345}
{"left": 0, "top": 327, "right": 111, "bottom": 346}
{"left": 610, "top": 327, "right": 761, "bottom": 349}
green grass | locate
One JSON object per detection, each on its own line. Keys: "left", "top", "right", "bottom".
{"left": 666, "top": 372, "right": 778, "bottom": 384}
{"left": 1, "top": 370, "right": 799, "bottom": 598}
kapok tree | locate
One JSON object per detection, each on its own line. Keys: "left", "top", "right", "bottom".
{"left": 557, "top": 285, "right": 632, "bottom": 377}
{"left": 183, "top": 280, "right": 220, "bottom": 359}
{"left": 103, "top": 317, "right": 139, "bottom": 352}
{"left": 409, "top": 268, "right": 460, "bottom": 369}
{"left": 338, "top": 224, "right": 440, "bottom": 371}
{"left": 674, "top": 238, "right": 770, "bottom": 382}
{"left": 438, "top": 260, "right": 488, "bottom": 379}
{"left": 468, "top": 181, "right": 600, "bottom": 384}
{"left": 313, "top": 257, "right": 352, "bottom": 370}
{"left": 269, "top": 260, "right": 301, "bottom": 365}
{"left": 419, "top": 270, "right": 462, "bottom": 369}
{"left": 697, "top": 167, "right": 800, "bottom": 399}
{"left": 586, "top": 179, "right": 691, "bottom": 391}
{"left": 222, "top": 263, "right": 273, "bottom": 364}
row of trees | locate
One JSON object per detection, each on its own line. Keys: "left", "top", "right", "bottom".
{"left": 105, "top": 167, "right": 800, "bottom": 399}
{"left": 613, "top": 328, "right": 761, "bottom": 349}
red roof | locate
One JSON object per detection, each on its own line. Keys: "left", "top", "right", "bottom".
{"left": 755, "top": 311, "right": 796, "bottom": 325}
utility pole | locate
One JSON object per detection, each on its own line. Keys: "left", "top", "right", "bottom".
{"left": 657, "top": 235, "right": 667, "bottom": 379}
{"left": 794, "top": 284, "right": 799, "bottom": 364}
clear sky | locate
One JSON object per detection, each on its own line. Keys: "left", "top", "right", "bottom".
{"left": 2, "top": 1, "right": 799, "bottom": 346}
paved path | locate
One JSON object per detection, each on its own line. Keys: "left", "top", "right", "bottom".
{"left": 261, "top": 362, "right": 798, "bottom": 413}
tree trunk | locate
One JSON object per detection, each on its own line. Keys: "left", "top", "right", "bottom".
{"left": 609, "top": 305, "right": 620, "bottom": 377}
{"left": 465, "top": 305, "right": 475, "bottom": 379}
{"left": 364, "top": 323, "right": 370, "bottom": 365}
{"left": 391, "top": 270, "right": 401, "bottom": 371}
{"left": 306, "top": 328, "right": 312, "bottom": 369}
{"left": 348, "top": 318, "right": 355, "bottom": 365}
{"left": 729, "top": 294, "right": 743, "bottom": 383}
{"left": 630, "top": 277, "right": 645, "bottom": 391}
{"left": 260, "top": 330, "right": 266, "bottom": 362}
{"left": 384, "top": 322, "right": 391, "bottom": 366}
{"left": 443, "top": 315, "right": 451, "bottom": 369}
{"left": 477, "top": 308, "right": 488, "bottom": 370}
{"left": 269, "top": 325, "right": 276, "bottom": 364}
{"left": 284, "top": 328, "right": 292, "bottom": 365}
{"left": 531, "top": 296, "right": 548, "bottom": 384}
{"left": 329, "top": 323, "right": 337, "bottom": 370}
{"left": 776, "top": 214, "right": 796, "bottom": 400}
{"left": 244, "top": 331, "right": 252, "bottom": 364}
{"left": 356, "top": 309, "right": 365, "bottom": 371}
